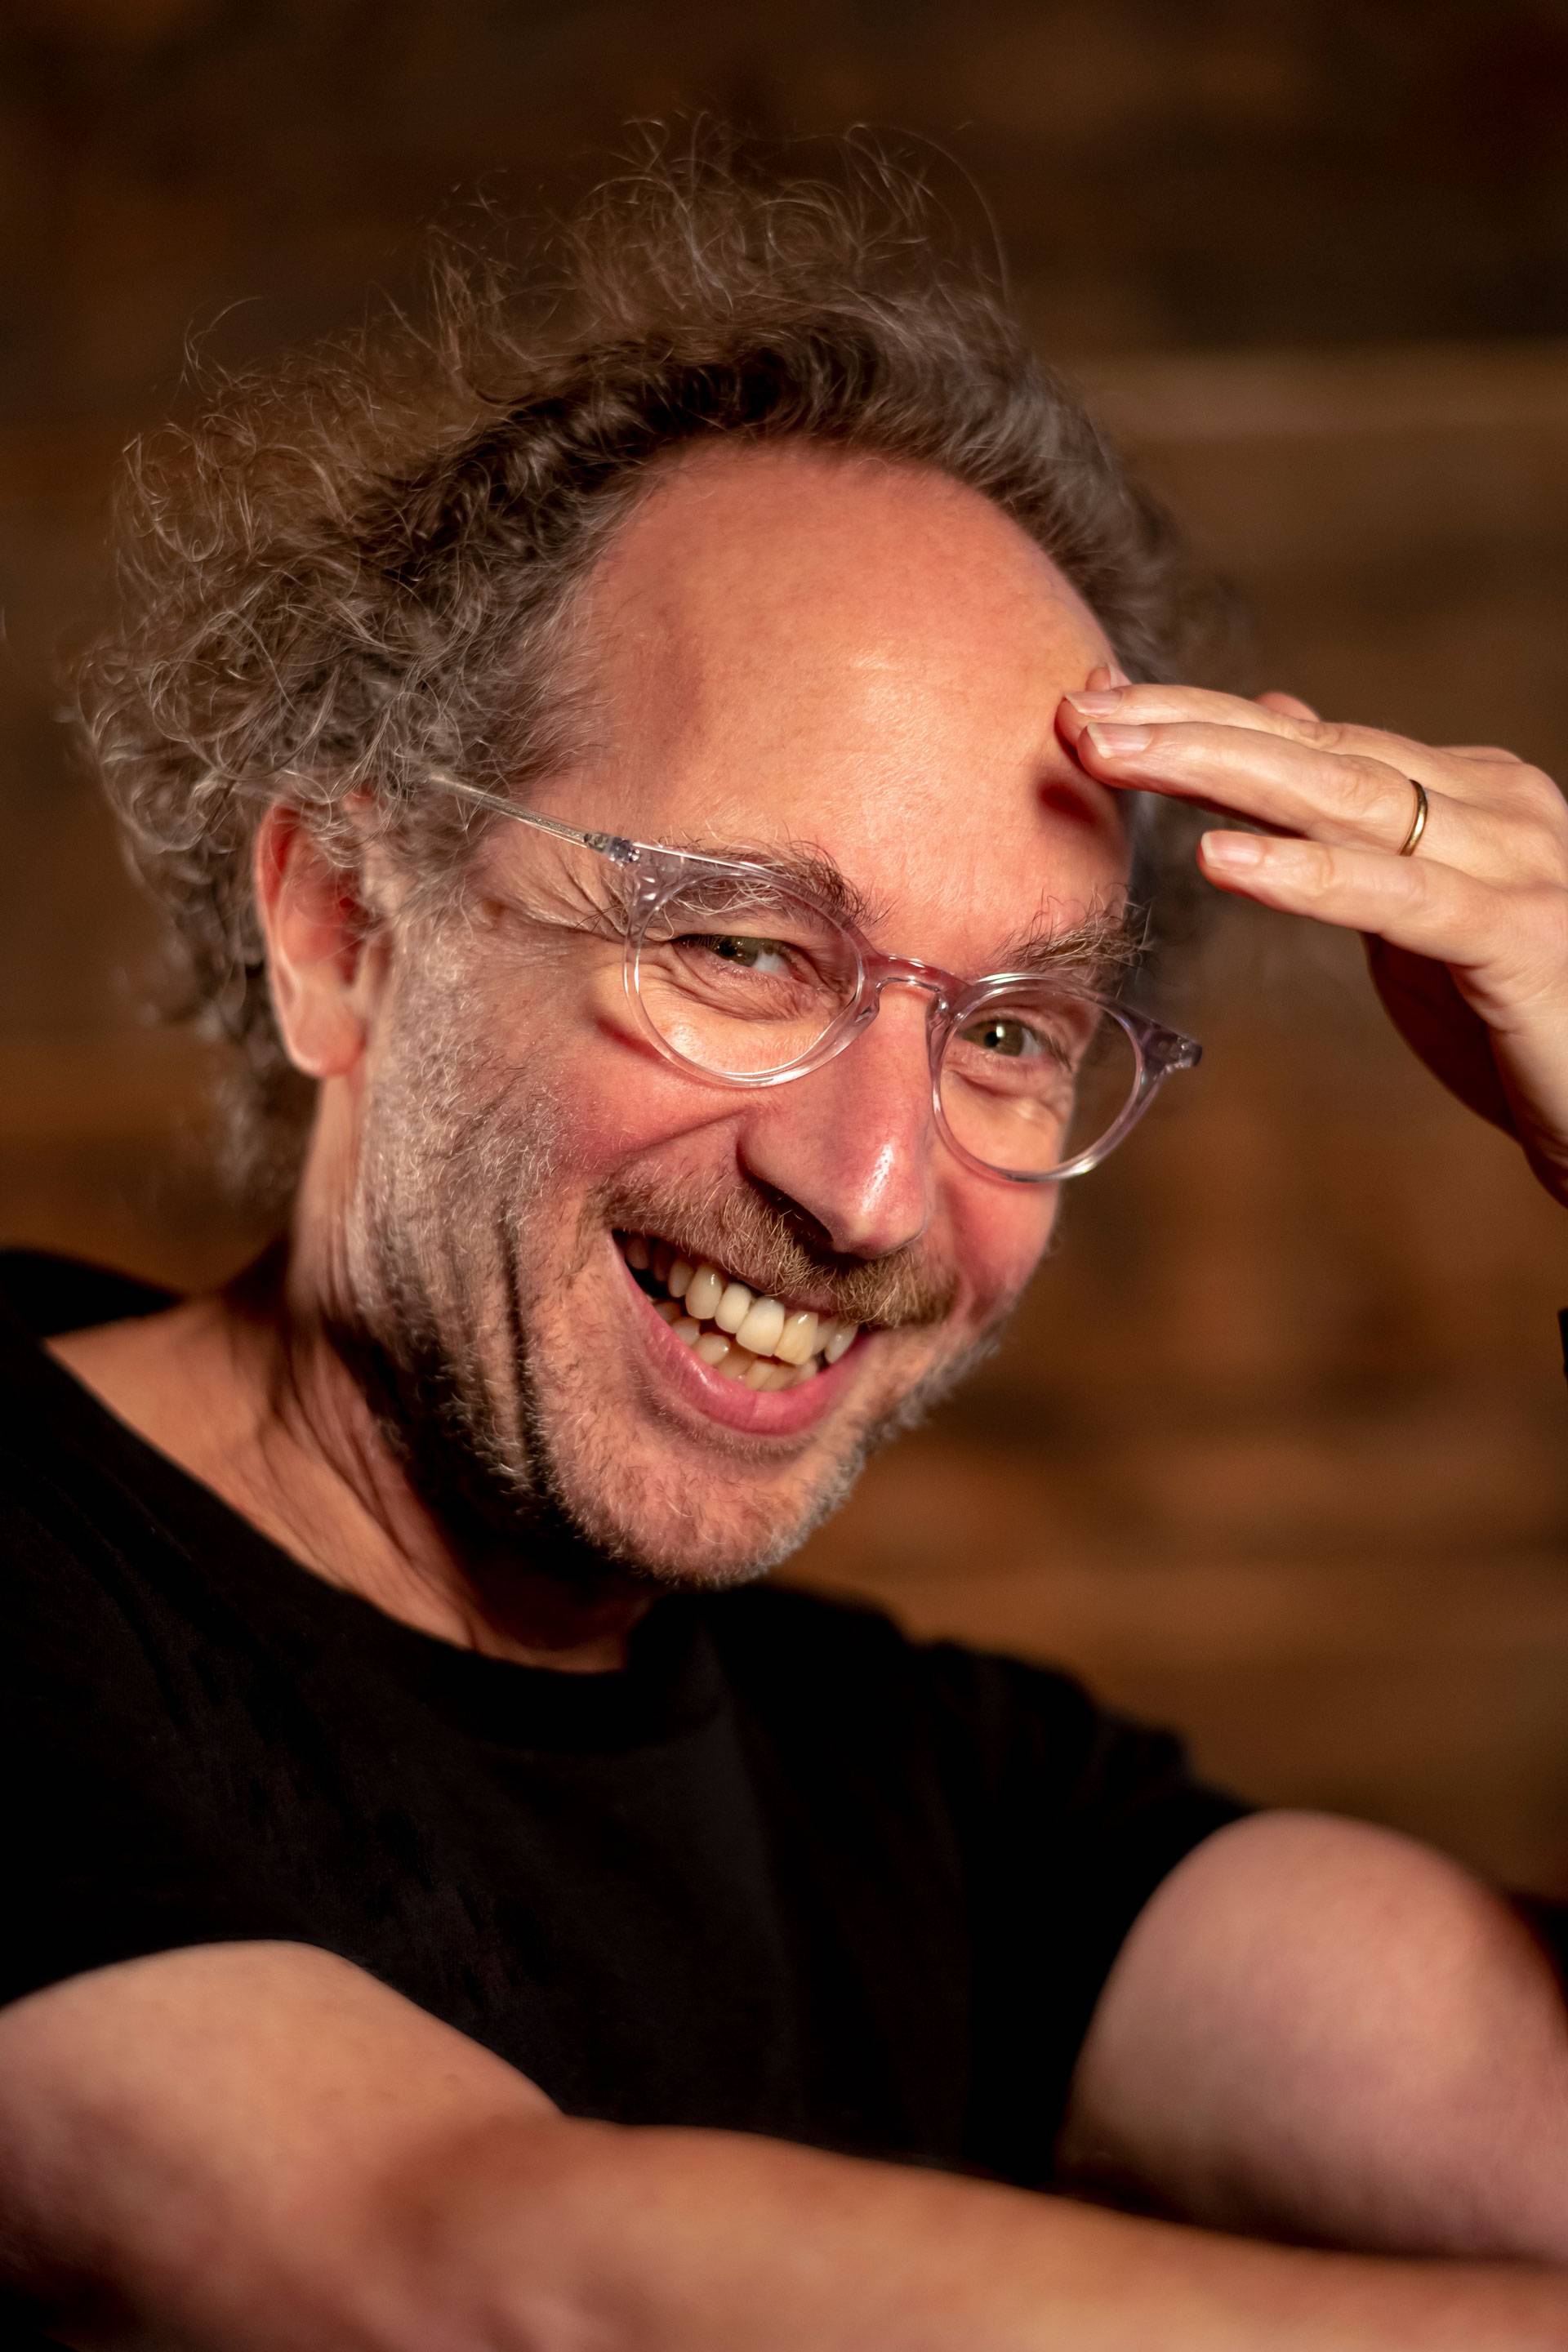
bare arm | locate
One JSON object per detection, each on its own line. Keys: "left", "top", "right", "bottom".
{"left": 1059, "top": 1810, "right": 1568, "bottom": 2262}
{"left": 3, "top": 1941, "right": 1567, "bottom": 2352}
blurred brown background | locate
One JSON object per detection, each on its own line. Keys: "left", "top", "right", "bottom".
{"left": 7, "top": 0, "right": 1568, "bottom": 1886}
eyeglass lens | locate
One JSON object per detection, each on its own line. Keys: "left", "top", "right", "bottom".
{"left": 630, "top": 872, "right": 1141, "bottom": 1178}
{"left": 936, "top": 996, "right": 1139, "bottom": 1176}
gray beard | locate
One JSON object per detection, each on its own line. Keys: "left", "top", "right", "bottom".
{"left": 322, "top": 948, "right": 1004, "bottom": 1598}
{"left": 329, "top": 1032, "right": 597, "bottom": 1581}
{"left": 330, "top": 1207, "right": 993, "bottom": 1601}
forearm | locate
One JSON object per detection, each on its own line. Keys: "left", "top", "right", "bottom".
{"left": 399, "top": 2114, "right": 1568, "bottom": 2352}
{"left": 11, "top": 1947, "right": 1566, "bottom": 2352}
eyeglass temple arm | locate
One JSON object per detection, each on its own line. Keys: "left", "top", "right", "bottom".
{"left": 427, "top": 772, "right": 642, "bottom": 867}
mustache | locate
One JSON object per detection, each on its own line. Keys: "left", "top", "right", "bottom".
{"left": 590, "top": 1171, "right": 959, "bottom": 1331}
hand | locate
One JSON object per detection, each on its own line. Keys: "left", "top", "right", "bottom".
{"left": 1058, "top": 670, "right": 1568, "bottom": 1205}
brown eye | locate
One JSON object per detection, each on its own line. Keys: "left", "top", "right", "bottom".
{"left": 686, "top": 933, "right": 793, "bottom": 974}
{"left": 965, "top": 1016, "right": 1038, "bottom": 1060}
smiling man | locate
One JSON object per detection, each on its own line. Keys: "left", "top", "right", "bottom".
{"left": 6, "top": 154, "right": 1568, "bottom": 2351}
{"left": 251, "top": 439, "right": 1152, "bottom": 1605}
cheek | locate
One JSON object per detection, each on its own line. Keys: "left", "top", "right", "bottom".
{"left": 947, "top": 1183, "right": 1060, "bottom": 1325}
{"left": 520, "top": 1016, "right": 742, "bottom": 1182}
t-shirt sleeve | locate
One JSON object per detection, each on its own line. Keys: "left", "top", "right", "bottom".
{"left": 919, "top": 1637, "right": 1252, "bottom": 2185}
{"left": 0, "top": 1486, "right": 319, "bottom": 2011}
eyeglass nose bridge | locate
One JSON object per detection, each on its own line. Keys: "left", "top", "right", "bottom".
{"left": 847, "top": 956, "right": 960, "bottom": 1079}
{"left": 858, "top": 952, "right": 1011, "bottom": 1081}
{"left": 858, "top": 953, "right": 955, "bottom": 1019}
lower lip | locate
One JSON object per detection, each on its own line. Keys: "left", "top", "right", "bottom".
{"left": 617, "top": 1250, "right": 864, "bottom": 1436}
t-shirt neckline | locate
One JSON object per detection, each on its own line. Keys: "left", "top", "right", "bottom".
{"left": 0, "top": 1249, "right": 725, "bottom": 1753}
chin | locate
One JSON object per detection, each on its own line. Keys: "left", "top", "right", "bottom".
{"left": 516, "top": 1296, "right": 982, "bottom": 1591}
{"left": 537, "top": 1417, "right": 870, "bottom": 1590}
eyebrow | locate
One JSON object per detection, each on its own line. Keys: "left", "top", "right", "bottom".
{"left": 641, "top": 831, "right": 1143, "bottom": 992}
{"left": 990, "top": 904, "right": 1145, "bottom": 991}
{"left": 636, "top": 831, "right": 885, "bottom": 933}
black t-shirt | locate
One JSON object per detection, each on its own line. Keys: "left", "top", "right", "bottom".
{"left": 0, "top": 1252, "right": 1249, "bottom": 2200}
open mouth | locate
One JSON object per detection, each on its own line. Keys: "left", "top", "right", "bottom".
{"left": 616, "top": 1232, "right": 859, "bottom": 1392}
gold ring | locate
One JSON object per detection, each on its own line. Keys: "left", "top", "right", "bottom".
{"left": 1397, "top": 778, "right": 1428, "bottom": 858}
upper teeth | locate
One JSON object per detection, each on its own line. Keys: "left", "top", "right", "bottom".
{"left": 621, "top": 1234, "right": 858, "bottom": 1384}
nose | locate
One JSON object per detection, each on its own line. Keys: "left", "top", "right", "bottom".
{"left": 736, "top": 987, "right": 938, "bottom": 1259}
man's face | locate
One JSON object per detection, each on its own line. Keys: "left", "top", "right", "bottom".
{"left": 340, "top": 446, "right": 1131, "bottom": 1584}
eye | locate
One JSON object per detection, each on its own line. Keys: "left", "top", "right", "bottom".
{"left": 683, "top": 932, "right": 796, "bottom": 977}
{"left": 964, "top": 1014, "right": 1044, "bottom": 1061}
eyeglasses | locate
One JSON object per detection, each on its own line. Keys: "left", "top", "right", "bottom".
{"left": 430, "top": 773, "right": 1201, "bottom": 1184}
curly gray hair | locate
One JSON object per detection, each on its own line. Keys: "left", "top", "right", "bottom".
{"left": 78, "top": 139, "right": 1229, "bottom": 1208}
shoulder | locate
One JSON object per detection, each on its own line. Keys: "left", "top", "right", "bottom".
{"left": 0, "top": 1252, "right": 160, "bottom": 1568}
{"left": 0, "top": 1438, "right": 125, "bottom": 1610}
{"left": 697, "top": 1580, "right": 1200, "bottom": 1811}
{"left": 0, "top": 1254, "right": 198, "bottom": 1624}
{"left": 0, "top": 1249, "right": 173, "bottom": 1340}
{"left": 697, "top": 1579, "right": 915, "bottom": 1681}
{"left": 0, "top": 1462, "right": 176, "bottom": 1748}
{"left": 0, "top": 1379, "right": 192, "bottom": 1717}
{"left": 1060, "top": 1809, "right": 1568, "bottom": 2254}
{"left": 697, "top": 1577, "right": 1080, "bottom": 1717}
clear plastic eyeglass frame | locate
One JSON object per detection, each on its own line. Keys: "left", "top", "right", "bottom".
{"left": 430, "top": 772, "right": 1202, "bottom": 1184}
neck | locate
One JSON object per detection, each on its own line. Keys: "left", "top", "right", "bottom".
{"left": 59, "top": 1240, "right": 652, "bottom": 1674}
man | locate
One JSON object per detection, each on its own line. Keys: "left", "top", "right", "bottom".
{"left": 5, "top": 152, "right": 1568, "bottom": 2349}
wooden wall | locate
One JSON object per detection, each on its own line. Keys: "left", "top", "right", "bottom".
{"left": 7, "top": 1, "right": 1568, "bottom": 1886}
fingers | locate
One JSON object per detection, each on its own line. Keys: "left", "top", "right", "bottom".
{"left": 1060, "top": 682, "right": 1344, "bottom": 758}
{"left": 1055, "top": 679, "right": 1568, "bottom": 890}
{"left": 1066, "top": 709, "right": 1568, "bottom": 884}
{"left": 1196, "top": 830, "right": 1503, "bottom": 966}
{"left": 1071, "top": 712, "right": 1480, "bottom": 862}
{"left": 1197, "top": 831, "right": 1568, "bottom": 1025}
{"left": 1057, "top": 681, "right": 1508, "bottom": 805}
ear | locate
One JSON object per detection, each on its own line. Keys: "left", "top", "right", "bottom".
{"left": 253, "top": 802, "right": 381, "bottom": 1082}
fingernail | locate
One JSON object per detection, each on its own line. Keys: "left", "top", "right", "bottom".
{"left": 1201, "top": 831, "right": 1264, "bottom": 870}
{"left": 1067, "top": 690, "right": 1124, "bottom": 715}
{"left": 1085, "top": 721, "right": 1153, "bottom": 755}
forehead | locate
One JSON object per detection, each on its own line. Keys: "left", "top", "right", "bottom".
{"left": 534, "top": 443, "right": 1129, "bottom": 963}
